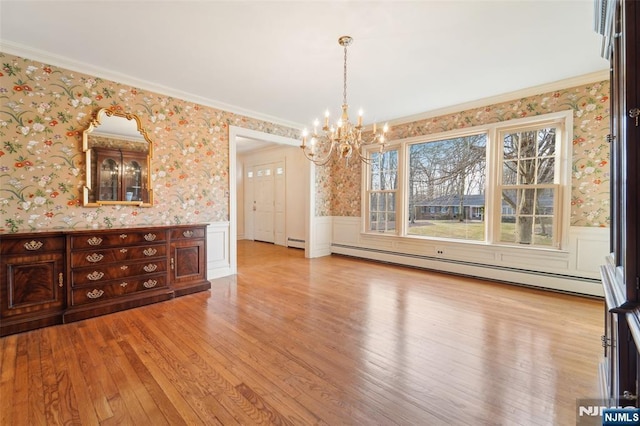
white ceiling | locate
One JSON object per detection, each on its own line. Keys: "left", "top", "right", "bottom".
{"left": 1, "top": 0, "right": 608, "bottom": 135}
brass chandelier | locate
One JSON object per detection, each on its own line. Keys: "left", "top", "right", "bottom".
{"left": 300, "top": 35, "right": 388, "bottom": 166}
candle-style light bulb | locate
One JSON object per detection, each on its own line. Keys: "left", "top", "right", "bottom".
{"left": 358, "top": 109, "right": 363, "bottom": 127}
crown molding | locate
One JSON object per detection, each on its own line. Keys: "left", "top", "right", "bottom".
{"left": 2, "top": 40, "right": 608, "bottom": 132}
{"left": 0, "top": 39, "right": 305, "bottom": 131}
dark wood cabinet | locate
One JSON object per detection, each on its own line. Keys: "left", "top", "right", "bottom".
{"left": 597, "top": 0, "right": 640, "bottom": 406}
{"left": 0, "top": 234, "right": 66, "bottom": 336}
{"left": 0, "top": 224, "right": 211, "bottom": 336}
{"left": 169, "top": 226, "right": 210, "bottom": 296}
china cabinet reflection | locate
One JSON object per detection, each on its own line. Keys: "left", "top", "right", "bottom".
{"left": 82, "top": 108, "right": 154, "bottom": 207}
{"left": 93, "top": 147, "right": 148, "bottom": 204}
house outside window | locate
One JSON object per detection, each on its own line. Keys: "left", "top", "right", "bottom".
{"left": 363, "top": 110, "right": 571, "bottom": 249}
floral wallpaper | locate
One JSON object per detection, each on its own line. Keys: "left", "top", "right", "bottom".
{"left": 0, "top": 52, "right": 299, "bottom": 233}
{"left": 324, "top": 81, "right": 611, "bottom": 227}
{"left": 0, "top": 51, "right": 610, "bottom": 232}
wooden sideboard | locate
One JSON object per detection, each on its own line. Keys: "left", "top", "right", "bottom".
{"left": 0, "top": 224, "right": 211, "bottom": 336}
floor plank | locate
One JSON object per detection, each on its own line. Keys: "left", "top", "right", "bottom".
{"left": 0, "top": 240, "right": 603, "bottom": 425}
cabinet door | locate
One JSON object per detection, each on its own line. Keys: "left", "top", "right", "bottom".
{"left": 98, "top": 155, "right": 121, "bottom": 201}
{"left": 170, "top": 239, "right": 210, "bottom": 296}
{"left": 1, "top": 253, "right": 65, "bottom": 335}
{"left": 122, "top": 152, "right": 147, "bottom": 202}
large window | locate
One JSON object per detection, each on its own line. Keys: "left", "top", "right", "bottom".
{"left": 364, "top": 111, "right": 570, "bottom": 249}
{"left": 408, "top": 134, "right": 487, "bottom": 241}
{"left": 498, "top": 125, "right": 559, "bottom": 247}
{"left": 368, "top": 149, "right": 398, "bottom": 233}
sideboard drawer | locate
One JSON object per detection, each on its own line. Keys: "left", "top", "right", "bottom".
{"left": 0, "top": 236, "right": 65, "bottom": 255}
{"left": 170, "top": 227, "right": 205, "bottom": 240}
{"left": 71, "top": 260, "right": 167, "bottom": 286}
{"left": 70, "top": 244, "right": 166, "bottom": 267}
{"left": 71, "top": 274, "right": 167, "bottom": 306}
{"left": 70, "top": 230, "right": 168, "bottom": 249}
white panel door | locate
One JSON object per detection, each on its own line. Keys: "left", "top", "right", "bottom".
{"left": 243, "top": 166, "right": 255, "bottom": 240}
{"left": 254, "top": 164, "right": 275, "bottom": 243}
{"left": 274, "top": 161, "right": 286, "bottom": 246}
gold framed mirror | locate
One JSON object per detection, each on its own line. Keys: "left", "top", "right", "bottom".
{"left": 82, "top": 108, "right": 154, "bottom": 207}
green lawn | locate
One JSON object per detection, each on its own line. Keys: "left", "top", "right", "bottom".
{"left": 407, "top": 220, "right": 553, "bottom": 245}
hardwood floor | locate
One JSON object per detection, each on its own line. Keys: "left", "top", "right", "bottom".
{"left": 1, "top": 240, "right": 604, "bottom": 425}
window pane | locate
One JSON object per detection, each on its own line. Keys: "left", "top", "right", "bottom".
{"left": 370, "top": 193, "right": 378, "bottom": 211}
{"left": 519, "top": 131, "right": 537, "bottom": 158}
{"left": 536, "top": 188, "right": 555, "bottom": 215}
{"left": 537, "top": 157, "right": 555, "bottom": 184}
{"left": 386, "top": 192, "right": 395, "bottom": 211}
{"left": 502, "top": 126, "right": 557, "bottom": 186}
{"left": 537, "top": 128, "right": 556, "bottom": 157}
{"left": 503, "top": 160, "right": 518, "bottom": 184}
{"left": 517, "top": 159, "right": 536, "bottom": 185}
{"left": 371, "top": 172, "right": 381, "bottom": 190}
{"left": 407, "top": 134, "right": 486, "bottom": 241}
{"left": 534, "top": 217, "right": 554, "bottom": 246}
{"left": 500, "top": 188, "right": 556, "bottom": 245}
{"left": 370, "top": 150, "right": 398, "bottom": 191}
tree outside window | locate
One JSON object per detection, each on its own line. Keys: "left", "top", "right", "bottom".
{"left": 407, "top": 134, "right": 487, "bottom": 240}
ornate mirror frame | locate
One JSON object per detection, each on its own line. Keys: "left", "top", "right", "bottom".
{"left": 82, "top": 108, "right": 154, "bottom": 207}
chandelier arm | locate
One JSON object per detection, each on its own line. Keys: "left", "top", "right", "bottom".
{"left": 301, "top": 139, "right": 336, "bottom": 166}
{"left": 353, "top": 144, "right": 376, "bottom": 165}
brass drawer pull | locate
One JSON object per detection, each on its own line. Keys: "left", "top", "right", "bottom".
{"left": 87, "top": 289, "right": 104, "bottom": 299}
{"left": 143, "top": 279, "right": 157, "bottom": 289}
{"left": 87, "top": 271, "right": 104, "bottom": 281}
{"left": 87, "top": 236, "right": 103, "bottom": 246}
{"left": 120, "top": 265, "right": 128, "bottom": 270}
{"left": 120, "top": 282, "right": 128, "bottom": 287}
{"left": 143, "top": 264, "right": 158, "bottom": 272}
{"left": 58, "top": 273, "right": 63, "bottom": 287}
{"left": 143, "top": 248, "right": 157, "bottom": 256}
{"left": 24, "top": 240, "right": 44, "bottom": 251}
{"left": 86, "top": 253, "right": 104, "bottom": 263}
{"left": 183, "top": 230, "right": 194, "bottom": 238}
{"left": 144, "top": 233, "right": 156, "bottom": 241}
{"left": 120, "top": 248, "right": 128, "bottom": 253}
{"left": 120, "top": 234, "right": 128, "bottom": 239}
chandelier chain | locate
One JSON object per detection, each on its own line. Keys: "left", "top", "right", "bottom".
{"left": 343, "top": 45, "right": 348, "bottom": 106}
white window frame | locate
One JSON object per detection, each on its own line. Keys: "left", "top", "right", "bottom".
{"left": 362, "top": 110, "right": 573, "bottom": 250}
{"left": 364, "top": 146, "right": 401, "bottom": 234}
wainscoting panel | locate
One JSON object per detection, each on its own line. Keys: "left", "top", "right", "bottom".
{"left": 308, "top": 216, "right": 332, "bottom": 258}
{"left": 331, "top": 217, "right": 608, "bottom": 296}
{"left": 207, "top": 221, "right": 231, "bottom": 279}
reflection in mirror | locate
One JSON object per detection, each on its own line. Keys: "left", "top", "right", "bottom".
{"left": 82, "top": 108, "right": 154, "bottom": 207}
